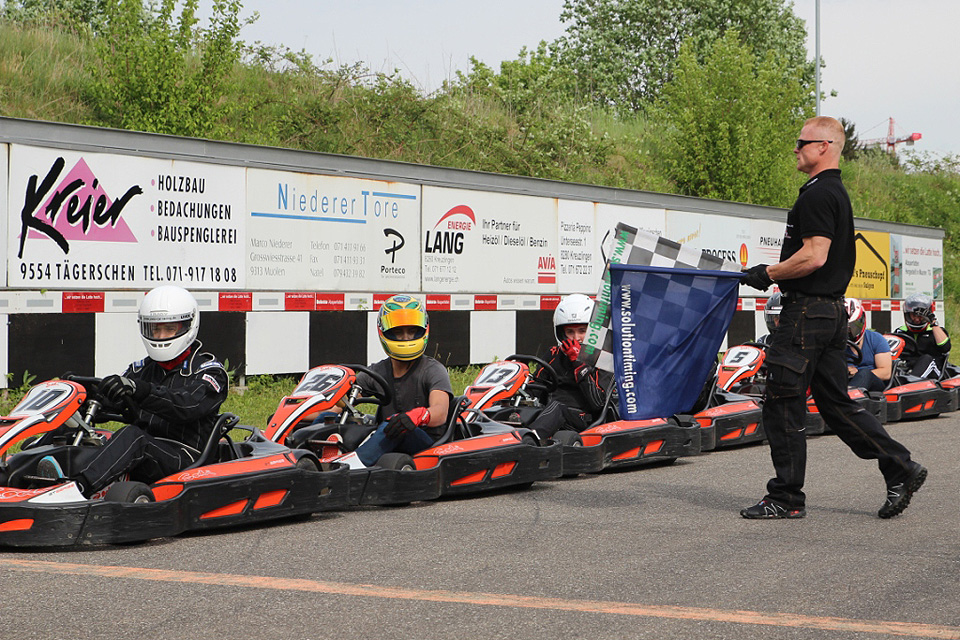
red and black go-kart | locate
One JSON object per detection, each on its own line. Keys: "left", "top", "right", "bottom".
{"left": 0, "top": 375, "right": 348, "bottom": 548}
{"left": 805, "top": 339, "right": 890, "bottom": 426}
{"left": 690, "top": 343, "right": 767, "bottom": 450}
{"left": 463, "top": 355, "right": 700, "bottom": 476}
{"left": 263, "top": 364, "right": 562, "bottom": 505}
{"left": 878, "top": 333, "right": 958, "bottom": 420}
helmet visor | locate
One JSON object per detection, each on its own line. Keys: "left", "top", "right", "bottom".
{"left": 141, "top": 312, "right": 193, "bottom": 341}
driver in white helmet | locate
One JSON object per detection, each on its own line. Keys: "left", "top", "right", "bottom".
{"left": 337, "top": 294, "right": 453, "bottom": 468}
{"left": 893, "top": 293, "right": 950, "bottom": 379}
{"left": 38, "top": 285, "right": 229, "bottom": 496}
{"left": 527, "top": 293, "right": 611, "bottom": 438}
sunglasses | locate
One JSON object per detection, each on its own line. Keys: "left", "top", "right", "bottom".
{"left": 796, "top": 139, "right": 834, "bottom": 150}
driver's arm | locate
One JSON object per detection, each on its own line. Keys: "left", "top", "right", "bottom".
{"left": 872, "top": 351, "right": 892, "bottom": 381}
{"left": 425, "top": 389, "right": 450, "bottom": 427}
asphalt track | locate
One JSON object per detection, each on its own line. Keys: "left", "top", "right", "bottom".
{"left": 2, "top": 413, "right": 959, "bottom": 640}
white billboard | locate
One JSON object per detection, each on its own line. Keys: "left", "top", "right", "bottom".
{"left": 8, "top": 145, "right": 245, "bottom": 289}
{"left": 245, "top": 168, "right": 420, "bottom": 291}
{"left": 422, "top": 186, "right": 559, "bottom": 293}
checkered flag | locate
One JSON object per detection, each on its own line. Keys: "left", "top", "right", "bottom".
{"left": 581, "top": 223, "right": 743, "bottom": 372}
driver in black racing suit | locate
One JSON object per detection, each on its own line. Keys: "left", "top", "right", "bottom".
{"left": 528, "top": 294, "right": 612, "bottom": 438}
{"left": 38, "top": 285, "right": 228, "bottom": 497}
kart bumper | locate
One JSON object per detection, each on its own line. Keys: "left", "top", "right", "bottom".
{"left": 0, "top": 464, "right": 351, "bottom": 548}
{"left": 694, "top": 400, "right": 763, "bottom": 450}
{"left": 561, "top": 417, "right": 701, "bottom": 476}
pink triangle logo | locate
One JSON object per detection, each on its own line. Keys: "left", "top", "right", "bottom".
{"left": 25, "top": 158, "right": 138, "bottom": 243}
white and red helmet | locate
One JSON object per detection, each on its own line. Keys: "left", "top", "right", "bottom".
{"left": 845, "top": 297, "right": 866, "bottom": 342}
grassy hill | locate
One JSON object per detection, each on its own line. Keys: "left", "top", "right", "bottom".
{"left": 1, "top": 20, "right": 957, "bottom": 327}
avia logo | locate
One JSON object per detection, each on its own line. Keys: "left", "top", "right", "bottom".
{"left": 424, "top": 205, "right": 475, "bottom": 255}
{"left": 17, "top": 157, "right": 143, "bottom": 258}
{"left": 384, "top": 228, "right": 404, "bottom": 263}
{"left": 537, "top": 254, "right": 556, "bottom": 284}
{"left": 739, "top": 243, "right": 749, "bottom": 266}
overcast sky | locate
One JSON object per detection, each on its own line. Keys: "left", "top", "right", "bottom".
{"left": 234, "top": 0, "right": 960, "bottom": 158}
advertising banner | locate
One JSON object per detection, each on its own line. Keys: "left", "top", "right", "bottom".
{"left": 848, "top": 230, "right": 890, "bottom": 299}
{"left": 0, "top": 144, "right": 7, "bottom": 288}
{"left": 666, "top": 210, "right": 751, "bottom": 268}
{"left": 245, "top": 169, "right": 420, "bottom": 292}
{"left": 557, "top": 199, "right": 597, "bottom": 293}
{"left": 8, "top": 145, "right": 245, "bottom": 289}
{"left": 421, "top": 186, "right": 558, "bottom": 293}
{"left": 610, "top": 263, "right": 741, "bottom": 420}
{"left": 899, "top": 234, "right": 944, "bottom": 299}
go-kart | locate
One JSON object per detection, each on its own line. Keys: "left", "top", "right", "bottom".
{"left": 0, "top": 375, "right": 349, "bottom": 547}
{"left": 879, "top": 333, "right": 958, "bottom": 420}
{"left": 263, "top": 364, "right": 562, "bottom": 505}
{"left": 691, "top": 343, "right": 768, "bottom": 450}
{"left": 805, "top": 339, "right": 889, "bottom": 426}
{"left": 463, "top": 355, "right": 700, "bottom": 475}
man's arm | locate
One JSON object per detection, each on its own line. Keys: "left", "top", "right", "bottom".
{"left": 425, "top": 389, "right": 450, "bottom": 427}
{"left": 767, "top": 235, "right": 832, "bottom": 282}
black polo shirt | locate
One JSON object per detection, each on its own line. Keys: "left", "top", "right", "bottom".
{"left": 778, "top": 168, "right": 855, "bottom": 298}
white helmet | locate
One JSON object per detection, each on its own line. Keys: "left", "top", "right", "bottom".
{"left": 553, "top": 294, "right": 594, "bottom": 345}
{"left": 845, "top": 297, "right": 866, "bottom": 342}
{"left": 139, "top": 285, "right": 199, "bottom": 362}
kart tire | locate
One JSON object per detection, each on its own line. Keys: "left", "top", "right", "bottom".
{"left": 295, "top": 455, "right": 320, "bottom": 472}
{"left": 376, "top": 452, "right": 416, "bottom": 471}
{"left": 521, "top": 433, "right": 540, "bottom": 447}
{"left": 552, "top": 430, "right": 582, "bottom": 447}
{"left": 103, "top": 481, "right": 155, "bottom": 504}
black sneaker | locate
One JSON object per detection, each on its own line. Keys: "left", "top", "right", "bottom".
{"left": 878, "top": 464, "right": 927, "bottom": 519}
{"left": 740, "top": 499, "right": 806, "bottom": 519}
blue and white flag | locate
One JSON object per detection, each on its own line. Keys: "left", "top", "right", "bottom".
{"left": 610, "top": 263, "right": 741, "bottom": 420}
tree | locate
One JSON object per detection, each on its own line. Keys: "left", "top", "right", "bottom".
{"left": 840, "top": 117, "right": 862, "bottom": 161}
{"left": 556, "top": 0, "right": 813, "bottom": 111}
{"left": 90, "top": 0, "right": 245, "bottom": 138}
{"left": 657, "top": 30, "right": 811, "bottom": 207}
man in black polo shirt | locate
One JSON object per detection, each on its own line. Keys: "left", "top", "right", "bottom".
{"left": 740, "top": 116, "right": 925, "bottom": 520}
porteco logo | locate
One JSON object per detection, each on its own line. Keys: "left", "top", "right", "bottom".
{"left": 739, "top": 243, "right": 748, "bottom": 266}
{"left": 383, "top": 228, "right": 404, "bottom": 263}
{"left": 424, "top": 205, "right": 474, "bottom": 255}
{"left": 17, "top": 157, "right": 142, "bottom": 258}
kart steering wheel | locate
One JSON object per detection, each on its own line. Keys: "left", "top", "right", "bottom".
{"left": 63, "top": 373, "right": 139, "bottom": 424}
{"left": 343, "top": 364, "right": 393, "bottom": 407}
{"left": 506, "top": 354, "right": 559, "bottom": 394}
{"left": 847, "top": 340, "right": 863, "bottom": 366}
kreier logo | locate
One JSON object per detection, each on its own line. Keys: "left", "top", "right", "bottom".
{"left": 425, "top": 205, "right": 474, "bottom": 255}
{"left": 17, "top": 157, "right": 142, "bottom": 258}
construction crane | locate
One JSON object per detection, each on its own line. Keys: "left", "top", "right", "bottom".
{"left": 861, "top": 117, "right": 922, "bottom": 154}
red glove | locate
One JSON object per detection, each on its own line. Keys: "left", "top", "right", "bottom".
{"left": 383, "top": 407, "right": 431, "bottom": 438}
{"left": 560, "top": 338, "right": 581, "bottom": 362}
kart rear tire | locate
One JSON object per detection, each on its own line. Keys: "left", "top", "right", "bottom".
{"left": 376, "top": 452, "right": 416, "bottom": 471}
{"left": 103, "top": 481, "right": 155, "bottom": 504}
{"left": 552, "top": 430, "right": 582, "bottom": 447}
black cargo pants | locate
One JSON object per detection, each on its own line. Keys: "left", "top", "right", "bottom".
{"left": 762, "top": 295, "right": 914, "bottom": 508}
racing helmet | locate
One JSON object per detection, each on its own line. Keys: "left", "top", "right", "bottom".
{"left": 553, "top": 293, "right": 594, "bottom": 345}
{"left": 903, "top": 293, "right": 933, "bottom": 331}
{"left": 377, "top": 294, "right": 429, "bottom": 361}
{"left": 763, "top": 291, "right": 783, "bottom": 334}
{"left": 138, "top": 285, "right": 199, "bottom": 362}
{"left": 845, "top": 297, "right": 866, "bottom": 343}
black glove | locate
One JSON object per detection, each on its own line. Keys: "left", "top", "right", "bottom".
{"left": 383, "top": 412, "right": 416, "bottom": 439}
{"left": 99, "top": 375, "right": 148, "bottom": 404}
{"left": 926, "top": 309, "right": 938, "bottom": 326}
{"left": 741, "top": 264, "right": 773, "bottom": 291}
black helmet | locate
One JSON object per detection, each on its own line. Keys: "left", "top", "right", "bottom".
{"left": 903, "top": 293, "right": 933, "bottom": 332}
{"left": 763, "top": 292, "right": 783, "bottom": 334}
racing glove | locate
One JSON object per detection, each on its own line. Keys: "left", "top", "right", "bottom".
{"left": 560, "top": 337, "right": 582, "bottom": 362}
{"left": 741, "top": 264, "right": 773, "bottom": 291}
{"left": 383, "top": 407, "right": 431, "bottom": 439}
{"left": 926, "top": 309, "right": 938, "bottom": 326}
{"left": 99, "top": 375, "right": 149, "bottom": 404}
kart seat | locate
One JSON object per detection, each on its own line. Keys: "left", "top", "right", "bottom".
{"left": 178, "top": 413, "right": 240, "bottom": 472}
{"left": 432, "top": 395, "right": 472, "bottom": 445}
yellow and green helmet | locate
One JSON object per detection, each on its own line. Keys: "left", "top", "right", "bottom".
{"left": 377, "top": 294, "right": 429, "bottom": 361}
